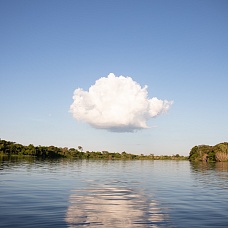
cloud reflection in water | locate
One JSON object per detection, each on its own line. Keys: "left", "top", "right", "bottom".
{"left": 65, "top": 183, "right": 170, "bottom": 227}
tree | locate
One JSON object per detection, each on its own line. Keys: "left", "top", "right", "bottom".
{"left": 78, "top": 146, "right": 83, "bottom": 152}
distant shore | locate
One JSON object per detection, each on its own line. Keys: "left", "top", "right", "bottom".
{"left": 0, "top": 139, "right": 187, "bottom": 160}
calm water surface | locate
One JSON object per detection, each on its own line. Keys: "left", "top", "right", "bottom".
{"left": 0, "top": 157, "right": 228, "bottom": 227}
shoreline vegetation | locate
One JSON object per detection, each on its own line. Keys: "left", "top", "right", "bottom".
{"left": 1, "top": 139, "right": 227, "bottom": 162}
{"left": 0, "top": 139, "right": 187, "bottom": 160}
{"left": 189, "top": 142, "right": 228, "bottom": 162}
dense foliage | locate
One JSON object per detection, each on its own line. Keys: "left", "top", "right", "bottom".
{"left": 0, "top": 139, "right": 187, "bottom": 160}
{"left": 189, "top": 142, "right": 228, "bottom": 162}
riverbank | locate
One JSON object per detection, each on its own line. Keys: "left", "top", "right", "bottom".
{"left": 0, "top": 139, "right": 187, "bottom": 160}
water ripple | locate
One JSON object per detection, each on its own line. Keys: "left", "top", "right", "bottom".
{"left": 65, "top": 182, "right": 172, "bottom": 227}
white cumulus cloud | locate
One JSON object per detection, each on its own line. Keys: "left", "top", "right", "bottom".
{"left": 70, "top": 73, "right": 173, "bottom": 132}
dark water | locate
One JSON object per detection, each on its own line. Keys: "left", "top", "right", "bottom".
{"left": 0, "top": 157, "right": 228, "bottom": 227}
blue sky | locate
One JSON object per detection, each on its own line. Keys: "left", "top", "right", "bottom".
{"left": 1, "top": 0, "right": 228, "bottom": 155}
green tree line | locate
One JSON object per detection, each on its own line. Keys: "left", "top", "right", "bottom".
{"left": 0, "top": 139, "right": 187, "bottom": 160}
{"left": 189, "top": 142, "right": 228, "bottom": 162}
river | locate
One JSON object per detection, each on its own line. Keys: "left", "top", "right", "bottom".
{"left": 0, "top": 157, "right": 228, "bottom": 227}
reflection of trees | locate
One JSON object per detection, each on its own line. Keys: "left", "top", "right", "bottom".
{"left": 190, "top": 161, "right": 216, "bottom": 172}
{"left": 190, "top": 162, "right": 228, "bottom": 189}
{"left": 215, "top": 162, "right": 228, "bottom": 172}
{"left": 0, "top": 156, "right": 84, "bottom": 175}
{"left": 65, "top": 183, "right": 170, "bottom": 227}
{"left": 190, "top": 162, "right": 228, "bottom": 172}
{"left": 0, "top": 155, "right": 36, "bottom": 171}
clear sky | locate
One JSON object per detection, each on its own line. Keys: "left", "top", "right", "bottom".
{"left": 1, "top": 0, "right": 228, "bottom": 156}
